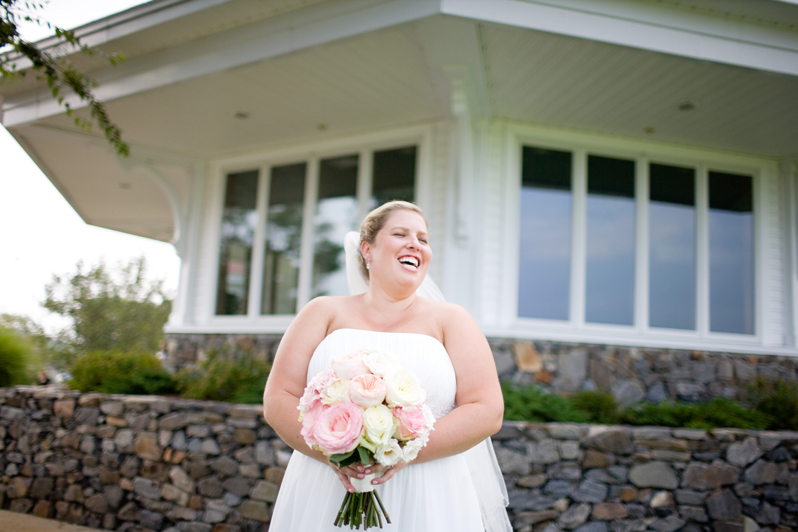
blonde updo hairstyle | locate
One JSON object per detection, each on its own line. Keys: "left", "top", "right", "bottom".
{"left": 359, "top": 200, "right": 428, "bottom": 278}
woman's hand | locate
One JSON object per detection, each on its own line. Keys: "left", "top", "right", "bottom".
{"left": 328, "top": 461, "right": 405, "bottom": 492}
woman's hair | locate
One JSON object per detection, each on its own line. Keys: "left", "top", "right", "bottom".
{"left": 359, "top": 200, "right": 427, "bottom": 277}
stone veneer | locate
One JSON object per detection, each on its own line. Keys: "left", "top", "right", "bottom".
{"left": 165, "top": 333, "right": 798, "bottom": 404}
{"left": 2, "top": 386, "right": 797, "bottom": 532}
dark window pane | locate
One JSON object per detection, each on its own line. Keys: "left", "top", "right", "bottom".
{"left": 518, "top": 147, "right": 572, "bottom": 320}
{"left": 585, "top": 155, "right": 635, "bottom": 325}
{"left": 216, "top": 170, "right": 259, "bottom": 315}
{"left": 649, "top": 163, "right": 696, "bottom": 329}
{"left": 371, "top": 146, "right": 416, "bottom": 209}
{"left": 709, "top": 171, "right": 754, "bottom": 334}
{"left": 261, "top": 163, "right": 306, "bottom": 315}
{"left": 313, "top": 155, "right": 359, "bottom": 298}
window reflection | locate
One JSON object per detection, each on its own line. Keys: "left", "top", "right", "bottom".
{"left": 216, "top": 170, "right": 259, "bottom": 315}
{"left": 518, "top": 147, "right": 572, "bottom": 320}
{"left": 313, "top": 155, "right": 359, "bottom": 298}
{"left": 371, "top": 146, "right": 416, "bottom": 209}
{"left": 585, "top": 155, "right": 635, "bottom": 325}
{"left": 649, "top": 163, "right": 696, "bottom": 330}
{"left": 261, "top": 163, "right": 306, "bottom": 315}
{"left": 709, "top": 171, "right": 754, "bottom": 334}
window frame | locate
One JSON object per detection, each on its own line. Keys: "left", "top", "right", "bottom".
{"left": 503, "top": 125, "right": 771, "bottom": 349}
{"left": 205, "top": 125, "right": 432, "bottom": 331}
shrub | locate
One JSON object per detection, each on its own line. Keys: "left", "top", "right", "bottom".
{"left": 619, "top": 397, "right": 770, "bottom": 430}
{"left": 69, "top": 350, "right": 177, "bottom": 395}
{"left": 175, "top": 348, "right": 270, "bottom": 404}
{"left": 0, "top": 326, "right": 33, "bottom": 387}
{"left": 748, "top": 377, "right": 798, "bottom": 431}
{"left": 502, "top": 382, "right": 589, "bottom": 423}
{"left": 569, "top": 390, "right": 620, "bottom": 425}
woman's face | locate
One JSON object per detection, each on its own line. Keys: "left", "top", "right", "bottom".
{"left": 362, "top": 209, "right": 432, "bottom": 290}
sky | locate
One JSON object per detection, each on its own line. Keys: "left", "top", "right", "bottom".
{"left": 0, "top": 0, "right": 177, "bottom": 333}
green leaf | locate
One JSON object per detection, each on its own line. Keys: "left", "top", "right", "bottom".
{"left": 357, "top": 446, "right": 373, "bottom": 465}
{"left": 328, "top": 450, "right": 355, "bottom": 466}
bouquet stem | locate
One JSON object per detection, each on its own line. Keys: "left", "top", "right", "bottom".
{"left": 333, "top": 481, "right": 392, "bottom": 529}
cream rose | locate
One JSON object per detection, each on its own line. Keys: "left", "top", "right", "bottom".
{"left": 362, "top": 404, "right": 395, "bottom": 446}
{"left": 384, "top": 369, "right": 426, "bottom": 407}
{"left": 363, "top": 350, "right": 404, "bottom": 378}
{"left": 374, "top": 440, "right": 403, "bottom": 467}
{"left": 401, "top": 437, "right": 425, "bottom": 462}
{"left": 320, "top": 378, "right": 351, "bottom": 406}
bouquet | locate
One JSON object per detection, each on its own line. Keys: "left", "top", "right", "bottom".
{"left": 298, "top": 348, "right": 435, "bottom": 529}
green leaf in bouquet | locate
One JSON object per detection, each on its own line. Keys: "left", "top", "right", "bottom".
{"left": 328, "top": 450, "right": 356, "bottom": 466}
{"left": 357, "top": 446, "right": 374, "bottom": 465}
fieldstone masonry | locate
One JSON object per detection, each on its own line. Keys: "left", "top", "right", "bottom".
{"left": 165, "top": 334, "right": 798, "bottom": 403}
{"left": 2, "top": 387, "right": 797, "bottom": 532}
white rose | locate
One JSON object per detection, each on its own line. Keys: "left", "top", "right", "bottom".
{"left": 384, "top": 369, "right": 426, "bottom": 407}
{"left": 364, "top": 350, "right": 404, "bottom": 378}
{"left": 320, "top": 378, "right": 350, "bottom": 406}
{"left": 421, "top": 404, "right": 436, "bottom": 430}
{"left": 362, "top": 404, "right": 395, "bottom": 446}
{"left": 375, "top": 440, "right": 404, "bottom": 467}
{"left": 401, "top": 437, "right": 425, "bottom": 462}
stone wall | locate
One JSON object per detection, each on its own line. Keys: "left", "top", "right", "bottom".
{"left": 166, "top": 333, "right": 798, "bottom": 404}
{"left": 2, "top": 386, "right": 797, "bottom": 532}
{"left": 490, "top": 339, "right": 797, "bottom": 405}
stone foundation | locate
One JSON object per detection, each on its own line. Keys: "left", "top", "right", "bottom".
{"left": 166, "top": 333, "right": 798, "bottom": 403}
{"left": 2, "top": 387, "right": 797, "bottom": 532}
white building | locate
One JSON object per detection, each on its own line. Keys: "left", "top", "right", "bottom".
{"left": 3, "top": 0, "right": 798, "bottom": 358}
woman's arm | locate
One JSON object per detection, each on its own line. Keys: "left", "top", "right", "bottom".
{"left": 263, "top": 297, "right": 337, "bottom": 458}
{"left": 373, "top": 303, "right": 504, "bottom": 484}
{"left": 262, "top": 297, "right": 363, "bottom": 491}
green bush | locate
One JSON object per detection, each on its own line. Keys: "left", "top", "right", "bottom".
{"left": 501, "top": 382, "right": 773, "bottom": 430}
{"left": 175, "top": 348, "right": 270, "bottom": 404}
{"left": 748, "top": 378, "right": 798, "bottom": 431}
{"left": 69, "top": 350, "right": 176, "bottom": 395}
{"left": 0, "top": 326, "right": 34, "bottom": 387}
{"left": 502, "top": 382, "right": 589, "bottom": 423}
{"left": 620, "top": 397, "right": 770, "bottom": 430}
{"left": 570, "top": 390, "right": 620, "bottom": 425}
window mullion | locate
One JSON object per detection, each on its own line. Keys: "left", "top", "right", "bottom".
{"left": 297, "top": 157, "right": 319, "bottom": 310}
{"left": 635, "top": 158, "right": 649, "bottom": 331}
{"left": 357, "top": 149, "right": 372, "bottom": 223}
{"left": 247, "top": 166, "right": 270, "bottom": 317}
{"left": 696, "top": 165, "right": 710, "bottom": 335}
{"left": 571, "top": 149, "right": 587, "bottom": 326}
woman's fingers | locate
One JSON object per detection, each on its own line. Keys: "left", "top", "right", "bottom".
{"left": 370, "top": 463, "right": 403, "bottom": 485}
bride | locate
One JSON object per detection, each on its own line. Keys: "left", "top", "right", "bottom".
{"left": 263, "top": 201, "right": 510, "bottom": 531}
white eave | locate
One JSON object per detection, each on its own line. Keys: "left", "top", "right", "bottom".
{"left": 1, "top": 0, "right": 797, "bottom": 243}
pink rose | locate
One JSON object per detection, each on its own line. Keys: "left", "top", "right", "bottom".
{"left": 348, "top": 374, "right": 386, "bottom": 408}
{"left": 298, "top": 386, "right": 321, "bottom": 414}
{"left": 313, "top": 403, "right": 364, "bottom": 455}
{"left": 309, "top": 367, "right": 337, "bottom": 392}
{"left": 393, "top": 405, "right": 426, "bottom": 440}
{"left": 331, "top": 351, "right": 370, "bottom": 379}
{"left": 300, "top": 399, "right": 326, "bottom": 448}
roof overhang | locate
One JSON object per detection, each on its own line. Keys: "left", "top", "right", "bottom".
{"left": 2, "top": 0, "right": 797, "bottom": 242}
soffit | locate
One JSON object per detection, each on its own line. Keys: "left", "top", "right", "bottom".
{"left": 36, "top": 22, "right": 441, "bottom": 158}
{"left": 479, "top": 21, "right": 798, "bottom": 159}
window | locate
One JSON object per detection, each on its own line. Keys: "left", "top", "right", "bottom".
{"left": 215, "top": 145, "right": 417, "bottom": 316}
{"left": 517, "top": 144, "right": 756, "bottom": 335}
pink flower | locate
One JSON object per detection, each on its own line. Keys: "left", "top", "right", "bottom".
{"left": 331, "top": 351, "right": 370, "bottom": 379}
{"left": 300, "top": 399, "right": 326, "bottom": 449}
{"left": 348, "top": 374, "right": 386, "bottom": 408}
{"left": 309, "top": 367, "right": 337, "bottom": 392}
{"left": 393, "top": 405, "right": 426, "bottom": 440}
{"left": 313, "top": 403, "right": 364, "bottom": 455}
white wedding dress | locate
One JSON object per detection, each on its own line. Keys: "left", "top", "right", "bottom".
{"left": 269, "top": 328, "right": 485, "bottom": 531}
